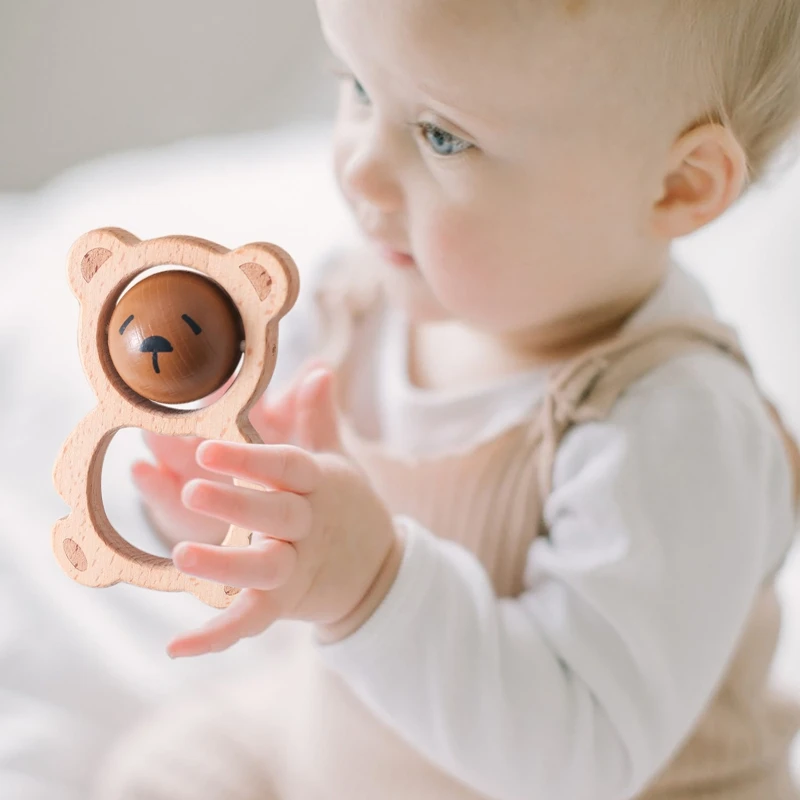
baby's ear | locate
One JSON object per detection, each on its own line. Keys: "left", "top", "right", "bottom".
{"left": 66, "top": 228, "right": 141, "bottom": 300}
{"left": 651, "top": 124, "right": 747, "bottom": 239}
{"left": 231, "top": 242, "right": 300, "bottom": 322}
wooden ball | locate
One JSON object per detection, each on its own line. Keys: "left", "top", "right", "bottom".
{"left": 108, "top": 271, "right": 244, "bottom": 404}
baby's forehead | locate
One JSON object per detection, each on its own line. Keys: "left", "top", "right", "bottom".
{"left": 323, "top": 0, "right": 663, "bottom": 127}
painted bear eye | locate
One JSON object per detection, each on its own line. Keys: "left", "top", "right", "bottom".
{"left": 118, "top": 314, "right": 203, "bottom": 336}
{"left": 182, "top": 315, "right": 202, "bottom": 335}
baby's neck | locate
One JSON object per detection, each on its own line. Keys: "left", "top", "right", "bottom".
{"left": 408, "top": 276, "right": 664, "bottom": 392}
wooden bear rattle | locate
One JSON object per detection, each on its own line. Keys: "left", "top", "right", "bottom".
{"left": 52, "top": 228, "right": 299, "bottom": 609}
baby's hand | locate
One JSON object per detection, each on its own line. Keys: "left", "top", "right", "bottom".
{"left": 166, "top": 368, "right": 402, "bottom": 659}
{"left": 133, "top": 434, "right": 232, "bottom": 548}
{"left": 133, "top": 360, "right": 329, "bottom": 548}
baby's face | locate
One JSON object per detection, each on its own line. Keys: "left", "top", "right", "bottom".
{"left": 320, "top": 0, "right": 680, "bottom": 338}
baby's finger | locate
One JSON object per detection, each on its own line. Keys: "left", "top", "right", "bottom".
{"left": 182, "top": 480, "right": 313, "bottom": 542}
{"left": 172, "top": 538, "right": 296, "bottom": 590}
{"left": 132, "top": 462, "right": 228, "bottom": 545}
{"left": 142, "top": 431, "right": 223, "bottom": 482}
{"left": 253, "top": 358, "right": 331, "bottom": 438}
{"left": 195, "top": 442, "right": 319, "bottom": 494}
{"left": 264, "top": 357, "right": 330, "bottom": 415}
{"left": 249, "top": 403, "right": 290, "bottom": 445}
{"left": 296, "top": 368, "right": 342, "bottom": 454}
{"left": 167, "top": 589, "right": 282, "bottom": 658}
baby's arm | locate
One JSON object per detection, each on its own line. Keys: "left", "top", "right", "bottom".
{"left": 318, "top": 353, "right": 797, "bottom": 800}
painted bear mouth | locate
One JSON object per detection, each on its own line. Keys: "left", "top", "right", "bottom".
{"left": 139, "top": 335, "right": 174, "bottom": 374}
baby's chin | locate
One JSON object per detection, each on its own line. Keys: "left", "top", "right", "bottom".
{"left": 378, "top": 267, "right": 451, "bottom": 326}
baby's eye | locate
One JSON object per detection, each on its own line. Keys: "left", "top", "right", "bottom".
{"left": 419, "top": 123, "right": 473, "bottom": 157}
{"left": 351, "top": 77, "right": 371, "bottom": 106}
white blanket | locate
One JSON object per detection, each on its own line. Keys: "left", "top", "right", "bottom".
{"left": 0, "top": 124, "right": 797, "bottom": 797}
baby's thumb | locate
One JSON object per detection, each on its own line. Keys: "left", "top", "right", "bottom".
{"left": 296, "top": 368, "right": 342, "bottom": 453}
{"left": 252, "top": 358, "right": 329, "bottom": 443}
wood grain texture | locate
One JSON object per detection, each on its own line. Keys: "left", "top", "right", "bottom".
{"left": 107, "top": 270, "right": 245, "bottom": 405}
{"left": 52, "top": 228, "right": 300, "bottom": 608}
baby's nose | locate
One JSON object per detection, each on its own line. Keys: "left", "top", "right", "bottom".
{"left": 341, "top": 136, "right": 402, "bottom": 214}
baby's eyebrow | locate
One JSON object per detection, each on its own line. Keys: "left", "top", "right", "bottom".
{"left": 119, "top": 315, "right": 134, "bottom": 335}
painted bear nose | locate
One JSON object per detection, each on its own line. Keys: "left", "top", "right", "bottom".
{"left": 140, "top": 336, "right": 174, "bottom": 375}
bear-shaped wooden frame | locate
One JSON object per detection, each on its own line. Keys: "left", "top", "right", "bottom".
{"left": 52, "top": 228, "right": 300, "bottom": 609}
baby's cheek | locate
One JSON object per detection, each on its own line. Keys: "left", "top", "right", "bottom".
{"left": 332, "top": 137, "right": 350, "bottom": 199}
{"left": 422, "top": 210, "right": 506, "bottom": 314}
{"left": 425, "top": 209, "right": 481, "bottom": 275}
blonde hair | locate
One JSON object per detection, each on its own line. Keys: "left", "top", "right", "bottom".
{"left": 680, "top": 0, "right": 800, "bottom": 183}
{"left": 569, "top": 0, "right": 800, "bottom": 184}
{"left": 663, "top": 0, "right": 800, "bottom": 184}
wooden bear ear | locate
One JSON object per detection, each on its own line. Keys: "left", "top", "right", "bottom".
{"left": 239, "top": 262, "right": 273, "bottom": 302}
{"left": 234, "top": 243, "right": 300, "bottom": 321}
{"left": 66, "top": 228, "right": 141, "bottom": 298}
{"left": 81, "top": 248, "right": 113, "bottom": 283}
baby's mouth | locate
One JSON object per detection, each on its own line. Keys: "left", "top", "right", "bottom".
{"left": 373, "top": 242, "right": 417, "bottom": 270}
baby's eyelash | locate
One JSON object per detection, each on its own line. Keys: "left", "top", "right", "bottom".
{"left": 325, "top": 62, "right": 473, "bottom": 157}
{"left": 411, "top": 122, "right": 474, "bottom": 158}
{"left": 327, "top": 67, "right": 371, "bottom": 105}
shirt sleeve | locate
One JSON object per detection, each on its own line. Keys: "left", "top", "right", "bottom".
{"left": 317, "top": 351, "right": 797, "bottom": 800}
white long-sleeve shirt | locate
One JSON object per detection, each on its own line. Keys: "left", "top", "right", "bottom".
{"left": 274, "top": 261, "right": 798, "bottom": 800}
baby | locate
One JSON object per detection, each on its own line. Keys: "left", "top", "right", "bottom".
{"left": 98, "top": 0, "right": 800, "bottom": 798}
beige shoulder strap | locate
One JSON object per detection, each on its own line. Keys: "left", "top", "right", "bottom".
{"left": 534, "top": 318, "right": 751, "bottom": 501}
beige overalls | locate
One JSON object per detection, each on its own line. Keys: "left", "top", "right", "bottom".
{"left": 97, "top": 259, "right": 800, "bottom": 800}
